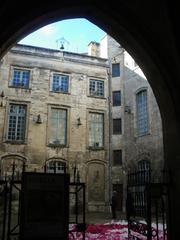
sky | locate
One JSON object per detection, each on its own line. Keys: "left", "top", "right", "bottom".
{"left": 19, "top": 18, "right": 106, "bottom": 54}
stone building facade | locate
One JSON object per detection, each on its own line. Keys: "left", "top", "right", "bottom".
{"left": 100, "top": 35, "right": 164, "bottom": 212}
{"left": 0, "top": 36, "right": 164, "bottom": 213}
{"left": 0, "top": 44, "right": 109, "bottom": 212}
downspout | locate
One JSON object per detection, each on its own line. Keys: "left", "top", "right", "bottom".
{"left": 107, "top": 61, "right": 112, "bottom": 208}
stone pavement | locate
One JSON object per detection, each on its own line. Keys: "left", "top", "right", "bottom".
{"left": 86, "top": 211, "right": 126, "bottom": 224}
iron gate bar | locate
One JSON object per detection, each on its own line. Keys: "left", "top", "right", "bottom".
{"left": 127, "top": 169, "right": 169, "bottom": 240}
{"left": 7, "top": 179, "right": 21, "bottom": 240}
{"left": 69, "top": 182, "right": 86, "bottom": 240}
{"left": 0, "top": 180, "right": 8, "bottom": 240}
{"left": 1, "top": 174, "right": 86, "bottom": 240}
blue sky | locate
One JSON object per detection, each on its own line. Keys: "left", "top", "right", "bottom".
{"left": 19, "top": 18, "right": 106, "bottom": 53}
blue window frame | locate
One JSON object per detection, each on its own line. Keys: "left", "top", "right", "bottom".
{"left": 52, "top": 74, "right": 69, "bottom": 93}
{"left": 112, "top": 63, "right": 120, "bottom": 77}
{"left": 12, "top": 69, "right": 30, "bottom": 88}
{"left": 136, "top": 90, "right": 149, "bottom": 136}
{"left": 113, "top": 91, "right": 121, "bottom": 106}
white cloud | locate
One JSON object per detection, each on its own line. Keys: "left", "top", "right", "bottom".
{"left": 40, "top": 24, "right": 57, "bottom": 35}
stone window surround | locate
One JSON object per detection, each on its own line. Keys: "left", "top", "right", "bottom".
{"left": 47, "top": 103, "right": 70, "bottom": 148}
{"left": 49, "top": 71, "right": 71, "bottom": 94}
{"left": 87, "top": 77, "right": 106, "bottom": 99}
{"left": 8, "top": 65, "right": 32, "bottom": 89}
{"left": 3, "top": 99, "right": 30, "bottom": 144}
{"left": 87, "top": 109, "right": 106, "bottom": 150}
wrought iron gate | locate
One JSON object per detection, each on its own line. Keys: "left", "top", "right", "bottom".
{"left": 126, "top": 169, "right": 169, "bottom": 240}
{"left": 0, "top": 162, "right": 86, "bottom": 240}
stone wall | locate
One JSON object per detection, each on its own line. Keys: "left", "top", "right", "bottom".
{"left": 0, "top": 44, "right": 109, "bottom": 211}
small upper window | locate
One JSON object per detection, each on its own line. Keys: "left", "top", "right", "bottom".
{"left": 113, "top": 91, "right": 121, "bottom": 106}
{"left": 113, "top": 150, "right": 122, "bottom": 166}
{"left": 11, "top": 68, "right": 30, "bottom": 88}
{"left": 112, "top": 63, "right": 120, "bottom": 77}
{"left": 52, "top": 74, "right": 69, "bottom": 93}
{"left": 47, "top": 160, "right": 66, "bottom": 174}
{"left": 89, "top": 79, "right": 104, "bottom": 97}
{"left": 113, "top": 118, "right": 122, "bottom": 134}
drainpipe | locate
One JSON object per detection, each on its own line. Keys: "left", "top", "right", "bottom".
{"left": 107, "top": 63, "right": 113, "bottom": 208}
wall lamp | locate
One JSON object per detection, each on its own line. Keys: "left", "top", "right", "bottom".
{"left": 33, "top": 114, "right": 43, "bottom": 124}
{"left": 36, "top": 114, "right": 42, "bottom": 124}
{"left": 0, "top": 91, "right": 5, "bottom": 107}
{"left": 77, "top": 117, "right": 82, "bottom": 126}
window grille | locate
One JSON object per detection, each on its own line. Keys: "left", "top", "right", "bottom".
{"left": 89, "top": 79, "right": 104, "bottom": 97}
{"left": 52, "top": 74, "right": 69, "bottom": 92}
{"left": 49, "top": 108, "right": 67, "bottom": 145}
{"left": 89, "top": 112, "right": 104, "bottom": 148}
{"left": 12, "top": 68, "right": 30, "bottom": 88}
{"left": 7, "top": 104, "right": 27, "bottom": 142}
{"left": 47, "top": 160, "right": 66, "bottom": 173}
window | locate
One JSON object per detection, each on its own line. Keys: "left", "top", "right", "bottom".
{"left": 136, "top": 90, "right": 149, "bottom": 136}
{"left": 89, "top": 79, "right": 104, "bottom": 97}
{"left": 113, "top": 118, "right": 122, "bottom": 134}
{"left": 49, "top": 108, "right": 67, "bottom": 146}
{"left": 7, "top": 104, "right": 27, "bottom": 142}
{"left": 47, "top": 160, "right": 66, "bottom": 174}
{"left": 1, "top": 155, "right": 25, "bottom": 180}
{"left": 11, "top": 68, "right": 30, "bottom": 88}
{"left": 113, "top": 150, "right": 122, "bottom": 166}
{"left": 112, "top": 63, "right": 120, "bottom": 77}
{"left": 112, "top": 91, "right": 121, "bottom": 106}
{"left": 52, "top": 74, "right": 69, "bottom": 93}
{"left": 138, "top": 160, "right": 150, "bottom": 171}
{"left": 138, "top": 160, "right": 151, "bottom": 183}
{"left": 89, "top": 112, "right": 104, "bottom": 148}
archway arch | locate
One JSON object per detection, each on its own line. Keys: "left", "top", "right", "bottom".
{"left": 0, "top": 2, "right": 179, "bottom": 238}
{"left": 0, "top": 154, "right": 26, "bottom": 180}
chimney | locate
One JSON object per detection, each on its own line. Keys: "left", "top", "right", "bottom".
{"left": 88, "top": 41, "right": 100, "bottom": 57}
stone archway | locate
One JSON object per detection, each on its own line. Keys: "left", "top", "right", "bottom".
{"left": 0, "top": 1, "right": 180, "bottom": 238}
{"left": 0, "top": 154, "right": 26, "bottom": 180}
{"left": 86, "top": 159, "right": 107, "bottom": 212}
